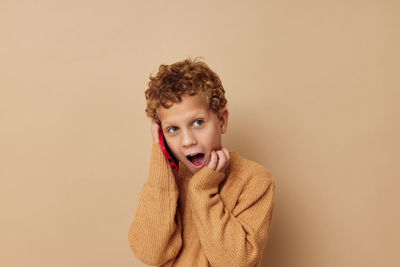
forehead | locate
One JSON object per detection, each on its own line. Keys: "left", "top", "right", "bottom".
{"left": 157, "top": 94, "right": 212, "bottom": 124}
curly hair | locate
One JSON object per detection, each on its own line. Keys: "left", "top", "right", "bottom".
{"left": 145, "top": 58, "right": 227, "bottom": 122}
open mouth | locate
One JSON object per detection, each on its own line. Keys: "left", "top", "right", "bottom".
{"left": 186, "top": 153, "right": 205, "bottom": 168}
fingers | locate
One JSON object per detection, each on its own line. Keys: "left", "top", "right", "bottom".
{"left": 207, "top": 147, "right": 230, "bottom": 173}
{"left": 221, "top": 147, "right": 230, "bottom": 162}
{"left": 151, "top": 120, "right": 160, "bottom": 144}
{"left": 215, "top": 150, "right": 227, "bottom": 172}
{"left": 208, "top": 150, "right": 218, "bottom": 170}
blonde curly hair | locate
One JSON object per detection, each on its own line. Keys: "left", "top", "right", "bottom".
{"left": 145, "top": 58, "right": 227, "bottom": 122}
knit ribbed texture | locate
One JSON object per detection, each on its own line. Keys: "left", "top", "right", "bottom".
{"left": 129, "top": 143, "right": 275, "bottom": 267}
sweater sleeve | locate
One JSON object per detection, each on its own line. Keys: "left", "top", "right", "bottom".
{"left": 128, "top": 143, "right": 182, "bottom": 266}
{"left": 188, "top": 167, "right": 275, "bottom": 267}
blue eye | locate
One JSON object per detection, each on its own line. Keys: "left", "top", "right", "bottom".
{"left": 193, "top": 119, "right": 204, "bottom": 126}
{"left": 167, "top": 126, "right": 178, "bottom": 133}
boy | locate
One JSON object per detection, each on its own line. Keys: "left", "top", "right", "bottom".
{"left": 129, "top": 58, "right": 275, "bottom": 267}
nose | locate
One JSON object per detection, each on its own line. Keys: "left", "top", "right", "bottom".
{"left": 181, "top": 129, "right": 197, "bottom": 148}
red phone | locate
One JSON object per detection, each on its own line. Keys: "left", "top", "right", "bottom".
{"left": 158, "top": 127, "right": 179, "bottom": 171}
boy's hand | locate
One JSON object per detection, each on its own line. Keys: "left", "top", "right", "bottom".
{"left": 151, "top": 120, "right": 160, "bottom": 144}
{"left": 207, "top": 147, "right": 230, "bottom": 173}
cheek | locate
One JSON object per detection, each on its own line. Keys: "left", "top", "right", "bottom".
{"left": 170, "top": 141, "right": 188, "bottom": 161}
{"left": 201, "top": 129, "right": 221, "bottom": 148}
{"left": 167, "top": 139, "right": 180, "bottom": 153}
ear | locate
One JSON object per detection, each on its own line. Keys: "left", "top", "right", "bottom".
{"left": 218, "top": 108, "right": 229, "bottom": 134}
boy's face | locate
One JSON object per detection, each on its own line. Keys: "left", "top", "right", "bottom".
{"left": 157, "top": 94, "right": 228, "bottom": 174}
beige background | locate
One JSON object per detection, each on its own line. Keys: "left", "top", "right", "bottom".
{"left": 1, "top": 0, "right": 399, "bottom": 266}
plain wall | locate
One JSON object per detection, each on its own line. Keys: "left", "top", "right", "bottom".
{"left": 1, "top": 0, "right": 399, "bottom": 266}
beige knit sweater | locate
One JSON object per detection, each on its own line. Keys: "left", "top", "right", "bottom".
{"left": 129, "top": 144, "right": 275, "bottom": 267}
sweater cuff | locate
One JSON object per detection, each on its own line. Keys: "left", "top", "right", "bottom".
{"left": 146, "top": 143, "right": 177, "bottom": 189}
{"left": 189, "top": 167, "right": 226, "bottom": 190}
